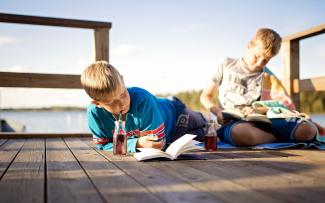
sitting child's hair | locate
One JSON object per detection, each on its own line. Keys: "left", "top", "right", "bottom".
{"left": 250, "top": 28, "right": 282, "bottom": 58}
{"left": 80, "top": 61, "right": 125, "bottom": 101}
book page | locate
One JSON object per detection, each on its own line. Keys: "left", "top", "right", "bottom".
{"left": 165, "top": 134, "right": 197, "bottom": 159}
{"left": 173, "top": 140, "right": 203, "bottom": 158}
{"left": 137, "top": 148, "right": 165, "bottom": 153}
{"left": 133, "top": 150, "right": 172, "bottom": 161}
{"left": 246, "top": 113, "right": 270, "bottom": 123}
{"left": 134, "top": 148, "right": 172, "bottom": 161}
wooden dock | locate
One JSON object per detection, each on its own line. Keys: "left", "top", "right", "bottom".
{"left": 1, "top": 137, "right": 324, "bottom": 203}
{"left": 0, "top": 13, "right": 324, "bottom": 203}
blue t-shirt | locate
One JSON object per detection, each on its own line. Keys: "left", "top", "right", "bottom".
{"left": 87, "top": 87, "right": 180, "bottom": 152}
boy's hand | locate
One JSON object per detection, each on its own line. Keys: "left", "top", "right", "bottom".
{"left": 210, "top": 106, "right": 224, "bottom": 124}
{"left": 241, "top": 106, "right": 255, "bottom": 116}
{"left": 136, "top": 135, "right": 165, "bottom": 149}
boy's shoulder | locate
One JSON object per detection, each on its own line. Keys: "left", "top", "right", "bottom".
{"left": 219, "top": 57, "right": 239, "bottom": 64}
{"left": 87, "top": 103, "right": 105, "bottom": 115}
{"left": 128, "top": 87, "right": 157, "bottom": 106}
{"left": 262, "top": 67, "right": 275, "bottom": 75}
{"left": 217, "top": 57, "right": 241, "bottom": 70}
{"left": 87, "top": 103, "right": 97, "bottom": 112}
{"left": 128, "top": 87, "right": 153, "bottom": 98}
{"left": 86, "top": 104, "right": 111, "bottom": 120}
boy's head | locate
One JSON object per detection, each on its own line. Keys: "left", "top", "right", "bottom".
{"left": 81, "top": 61, "right": 130, "bottom": 116}
{"left": 244, "top": 28, "right": 281, "bottom": 72}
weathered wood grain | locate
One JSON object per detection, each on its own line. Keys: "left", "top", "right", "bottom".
{"left": 46, "top": 138, "right": 103, "bottom": 203}
{"left": 85, "top": 139, "right": 220, "bottom": 203}
{"left": 65, "top": 137, "right": 163, "bottom": 203}
{"left": 0, "top": 139, "right": 44, "bottom": 203}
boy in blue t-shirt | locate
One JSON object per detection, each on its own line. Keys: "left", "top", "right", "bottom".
{"left": 81, "top": 61, "right": 207, "bottom": 152}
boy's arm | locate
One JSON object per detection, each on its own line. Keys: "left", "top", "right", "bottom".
{"left": 136, "top": 135, "right": 165, "bottom": 149}
{"left": 93, "top": 136, "right": 140, "bottom": 153}
{"left": 200, "top": 80, "right": 224, "bottom": 124}
{"left": 136, "top": 91, "right": 168, "bottom": 149}
{"left": 88, "top": 106, "right": 140, "bottom": 153}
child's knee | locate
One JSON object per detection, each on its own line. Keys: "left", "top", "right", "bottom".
{"left": 294, "top": 122, "right": 317, "bottom": 142}
{"left": 231, "top": 123, "right": 257, "bottom": 146}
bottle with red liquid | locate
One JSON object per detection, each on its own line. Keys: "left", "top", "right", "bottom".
{"left": 204, "top": 120, "right": 218, "bottom": 151}
{"left": 113, "top": 113, "right": 127, "bottom": 155}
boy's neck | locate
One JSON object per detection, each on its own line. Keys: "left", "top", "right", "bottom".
{"left": 242, "top": 57, "right": 264, "bottom": 73}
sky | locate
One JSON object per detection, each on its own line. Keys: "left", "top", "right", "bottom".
{"left": 0, "top": 0, "right": 324, "bottom": 108}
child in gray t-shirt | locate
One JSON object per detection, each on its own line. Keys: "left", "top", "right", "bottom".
{"left": 200, "top": 28, "right": 318, "bottom": 146}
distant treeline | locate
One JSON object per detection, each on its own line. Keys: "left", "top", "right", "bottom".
{"left": 159, "top": 90, "right": 325, "bottom": 114}
{"left": 157, "top": 89, "right": 213, "bottom": 113}
{"left": 2, "top": 91, "right": 324, "bottom": 113}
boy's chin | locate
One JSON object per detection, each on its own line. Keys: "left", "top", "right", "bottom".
{"left": 121, "top": 108, "right": 130, "bottom": 115}
{"left": 250, "top": 66, "right": 263, "bottom": 72}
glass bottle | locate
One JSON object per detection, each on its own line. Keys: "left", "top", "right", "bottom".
{"left": 204, "top": 120, "right": 218, "bottom": 151}
{"left": 113, "top": 117, "right": 127, "bottom": 155}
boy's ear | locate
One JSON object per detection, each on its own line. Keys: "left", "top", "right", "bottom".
{"left": 91, "top": 100, "right": 101, "bottom": 107}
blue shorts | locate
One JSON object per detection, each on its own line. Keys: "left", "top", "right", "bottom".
{"left": 217, "top": 117, "right": 309, "bottom": 145}
{"left": 169, "top": 97, "right": 208, "bottom": 143}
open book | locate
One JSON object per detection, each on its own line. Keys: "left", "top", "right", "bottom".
{"left": 134, "top": 134, "right": 203, "bottom": 161}
{"left": 222, "top": 109, "right": 271, "bottom": 123}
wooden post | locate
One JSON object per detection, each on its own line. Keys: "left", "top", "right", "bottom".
{"left": 282, "top": 40, "right": 300, "bottom": 111}
{"left": 94, "top": 27, "right": 109, "bottom": 62}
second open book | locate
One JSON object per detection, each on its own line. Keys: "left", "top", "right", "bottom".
{"left": 134, "top": 134, "right": 203, "bottom": 161}
{"left": 221, "top": 109, "right": 271, "bottom": 123}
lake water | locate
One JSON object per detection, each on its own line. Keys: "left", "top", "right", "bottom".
{"left": 1, "top": 110, "right": 325, "bottom": 133}
{"left": 1, "top": 110, "right": 89, "bottom": 133}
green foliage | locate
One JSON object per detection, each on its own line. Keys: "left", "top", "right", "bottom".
{"left": 300, "top": 91, "right": 325, "bottom": 114}
{"left": 158, "top": 90, "right": 325, "bottom": 114}
{"left": 157, "top": 89, "right": 218, "bottom": 112}
{"left": 175, "top": 90, "right": 205, "bottom": 111}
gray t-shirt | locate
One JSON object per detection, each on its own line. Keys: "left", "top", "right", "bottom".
{"left": 212, "top": 57, "right": 264, "bottom": 110}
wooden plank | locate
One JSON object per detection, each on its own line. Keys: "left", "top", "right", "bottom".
{"left": 186, "top": 150, "right": 325, "bottom": 203}
{"left": 207, "top": 149, "right": 325, "bottom": 181}
{"left": 204, "top": 150, "right": 325, "bottom": 180}
{"left": 64, "top": 138, "right": 163, "bottom": 203}
{"left": 263, "top": 150, "right": 325, "bottom": 180}
{"left": 0, "top": 139, "right": 25, "bottom": 178}
{"left": 0, "top": 133, "right": 92, "bottom": 139}
{"left": 148, "top": 160, "right": 281, "bottom": 203}
{"left": 46, "top": 138, "right": 104, "bottom": 203}
{"left": 84, "top": 140, "right": 220, "bottom": 203}
{"left": 282, "top": 24, "right": 325, "bottom": 41}
{"left": 0, "top": 72, "right": 82, "bottom": 88}
{"left": 0, "top": 139, "right": 45, "bottom": 203}
{"left": 94, "top": 28, "right": 109, "bottom": 62}
{"left": 0, "top": 139, "right": 7, "bottom": 146}
{"left": 293, "top": 76, "right": 325, "bottom": 93}
{"left": 281, "top": 40, "right": 300, "bottom": 110}
{"left": 0, "top": 13, "right": 111, "bottom": 29}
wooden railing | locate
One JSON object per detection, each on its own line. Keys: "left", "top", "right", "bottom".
{"left": 0, "top": 13, "right": 112, "bottom": 137}
{"left": 281, "top": 24, "right": 325, "bottom": 111}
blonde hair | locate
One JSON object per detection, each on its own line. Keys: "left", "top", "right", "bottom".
{"left": 80, "top": 61, "right": 125, "bottom": 101}
{"left": 250, "top": 28, "right": 281, "bottom": 58}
